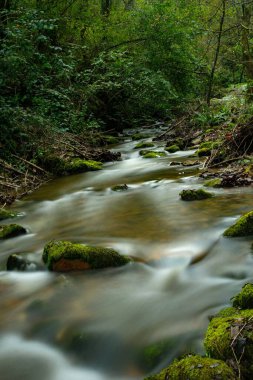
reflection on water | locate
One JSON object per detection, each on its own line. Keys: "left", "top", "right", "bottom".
{"left": 0, "top": 135, "right": 253, "bottom": 379}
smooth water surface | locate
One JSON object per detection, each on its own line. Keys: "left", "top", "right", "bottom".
{"left": 0, "top": 132, "right": 253, "bottom": 380}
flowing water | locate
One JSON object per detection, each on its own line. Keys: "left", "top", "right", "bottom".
{"left": 1, "top": 130, "right": 253, "bottom": 380}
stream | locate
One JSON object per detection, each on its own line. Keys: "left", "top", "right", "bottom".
{"left": 1, "top": 129, "right": 253, "bottom": 380}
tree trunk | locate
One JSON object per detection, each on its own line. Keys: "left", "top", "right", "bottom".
{"left": 206, "top": 0, "right": 226, "bottom": 105}
{"left": 241, "top": 2, "right": 253, "bottom": 96}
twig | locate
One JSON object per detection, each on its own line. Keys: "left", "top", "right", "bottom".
{"left": 0, "top": 158, "right": 24, "bottom": 176}
{"left": 12, "top": 154, "right": 49, "bottom": 174}
{"left": 206, "top": 156, "right": 246, "bottom": 168}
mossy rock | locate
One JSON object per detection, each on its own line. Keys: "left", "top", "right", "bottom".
{"left": 144, "top": 354, "right": 236, "bottom": 380}
{"left": 204, "top": 178, "right": 222, "bottom": 188}
{"left": 134, "top": 142, "right": 155, "bottom": 149}
{"left": 180, "top": 189, "right": 214, "bottom": 201}
{"left": 43, "top": 240, "right": 131, "bottom": 272}
{"left": 132, "top": 133, "right": 151, "bottom": 141}
{"left": 103, "top": 135, "right": 119, "bottom": 145}
{"left": 204, "top": 307, "right": 253, "bottom": 378}
{"left": 197, "top": 147, "right": 212, "bottom": 157}
{"left": 139, "top": 340, "right": 173, "bottom": 371}
{"left": 40, "top": 155, "right": 66, "bottom": 175}
{"left": 0, "top": 224, "right": 26, "bottom": 239}
{"left": 0, "top": 209, "right": 18, "bottom": 221}
{"left": 141, "top": 151, "right": 166, "bottom": 159}
{"left": 165, "top": 145, "right": 180, "bottom": 153}
{"left": 232, "top": 284, "right": 253, "bottom": 309}
{"left": 199, "top": 141, "right": 220, "bottom": 150}
{"left": 223, "top": 211, "right": 253, "bottom": 237}
{"left": 65, "top": 159, "right": 102, "bottom": 174}
{"left": 111, "top": 184, "right": 128, "bottom": 191}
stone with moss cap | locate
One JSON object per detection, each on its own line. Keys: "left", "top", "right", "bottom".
{"left": 65, "top": 159, "right": 102, "bottom": 174}
{"left": 132, "top": 133, "right": 151, "bottom": 140}
{"left": 0, "top": 224, "right": 26, "bottom": 239}
{"left": 143, "top": 354, "right": 236, "bottom": 380}
{"left": 180, "top": 189, "right": 214, "bottom": 201}
{"left": 134, "top": 142, "right": 155, "bottom": 149}
{"left": 165, "top": 144, "right": 180, "bottom": 153}
{"left": 140, "top": 151, "right": 166, "bottom": 159}
{"left": 232, "top": 283, "right": 253, "bottom": 309}
{"left": 223, "top": 211, "right": 253, "bottom": 237}
{"left": 43, "top": 240, "right": 131, "bottom": 272}
{"left": 204, "top": 307, "right": 253, "bottom": 379}
{"left": 0, "top": 209, "right": 18, "bottom": 221}
{"left": 204, "top": 178, "right": 222, "bottom": 188}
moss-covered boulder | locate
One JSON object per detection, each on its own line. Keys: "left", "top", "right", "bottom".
{"left": 223, "top": 211, "right": 253, "bottom": 237}
{"left": 103, "top": 135, "right": 119, "bottom": 145}
{"left": 111, "top": 184, "right": 128, "bottom": 191}
{"left": 0, "top": 209, "right": 18, "bottom": 221}
{"left": 232, "top": 284, "right": 253, "bottom": 309}
{"left": 141, "top": 151, "right": 166, "bottom": 159}
{"left": 144, "top": 354, "right": 236, "bottom": 380}
{"left": 204, "top": 178, "right": 222, "bottom": 188}
{"left": 0, "top": 224, "right": 26, "bottom": 239}
{"left": 132, "top": 133, "right": 151, "bottom": 141}
{"left": 165, "top": 145, "right": 180, "bottom": 153}
{"left": 180, "top": 189, "right": 214, "bottom": 201}
{"left": 204, "top": 307, "right": 253, "bottom": 379}
{"left": 65, "top": 159, "right": 102, "bottom": 174}
{"left": 197, "top": 147, "right": 212, "bottom": 157}
{"left": 43, "top": 240, "right": 131, "bottom": 272}
{"left": 134, "top": 142, "right": 155, "bottom": 149}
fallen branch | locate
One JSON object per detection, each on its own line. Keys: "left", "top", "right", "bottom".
{"left": 12, "top": 154, "right": 49, "bottom": 174}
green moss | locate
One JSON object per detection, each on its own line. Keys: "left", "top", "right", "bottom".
{"left": 0, "top": 209, "right": 18, "bottom": 221}
{"left": 0, "top": 224, "right": 26, "bottom": 239}
{"left": 232, "top": 284, "right": 253, "bottom": 309}
{"left": 165, "top": 144, "right": 180, "bottom": 153}
{"left": 140, "top": 340, "right": 173, "bottom": 371}
{"left": 134, "top": 142, "right": 155, "bottom": 149}
{"left": 197, "top": 147, "right": 212, "bottom": 157}
{"left": 103, "top": 135, "right": 119, "bottom": 145}
{"left": 204, "top": 178, "right": 222, "bottom": 188}
{"left": 40, "top": 155, "right": 66, "bottom": 175}
{"left": 204, "top": 308, "right": 253, "bottom": 378}
{"left": 199, "top": 141, "right": 219, "bottom": 150}
{"left": 223, "top": 211, "right": 253, "bottom": 237}
{"left": 144, "top": 355, "right": 236, "bottom": 380}
{"left": 111, "top": 184, "right": 128, "bottom": 191}
{"left": 141, "top": 151, "right": 166, "bottom": 158}
{"left": 43, "top": 240, "right": 131, "bottom": 271}
{"left": 180, "top": 189, "right": 214, "bottom": 201}
{"left": 132, "top": 133, "right": 151, "bottom": 141}
{"left": 65, "top": 159, "right": 102, "bottom": 174}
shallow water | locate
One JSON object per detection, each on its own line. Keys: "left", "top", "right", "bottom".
{"left": 0, "top": 132, "right": 253, "bottom": 379}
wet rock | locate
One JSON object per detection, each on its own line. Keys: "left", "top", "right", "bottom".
{"left": 204, "top": 307, "right": 253, "bottom": 379}
{"left": 223, "top": 211, "right": 253, "bottom": 237}
{"left": 180, "top": 189, "right": 214, "bottom": 201}
{"left": 43, "top": 240, "right": 131, "bottom": 272}
{"left": 103, "top": 135, "right": 120, "bottom": 145}
{"left": 0, "top": 209, "right": 18, "bottom": 221}
{"left": 170, "top": 161, "right": 182, "bottom": 166}
{"left": 144, "top": 354, "right": 236, "bottom": 380}
{"left": 232, "top": 283, "right": 253, "bottom": 309}
{"left": 196, "top": 147, "right": 212, "bottom": 157}
{"left": 65, "top": 159, "right": 102, "bottom": 174}
{"left": 204, "top": 178, "right": 222, "bottom": 188}
{"left": 111, "top": 184, "right": 128, "bottom": 191}
{"left": 182, "top": 160, "right": 201, "bottom": 167}
{"left": 140, "top": 151, "right": 166, "bottom": 158}
{"left": 134, "top": 142, "right": 155, "bottom": 149}
{"left": 165, "top": 144, "right": 180, "bottom": 153}
{"left": 0, "top": 224, "right": 26, "bottom": 239}
{"left": 132, "top": 133, "right": 151, "bottom": 141}
{"left": 6, "top": 254, "right": 38, "bottom": 271}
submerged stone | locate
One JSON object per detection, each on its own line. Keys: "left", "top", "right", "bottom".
{"left": 232, "top": 283, "right": 253, "bottom": 309}
{"left": 111, "top": 184, "right": 128, "bottom": 191}
{"left": 204, "top": 307, "right": 253, "bottom": 379}
{"left": 134, "top": 142, "right": 155, "bottom": 149}
{"left": 223, "top": 211, "right": 253, "bottom": 237}
{"left": 165, "top": 144, "right": 180, "bottom": 153}
{"left": 180, "top": 189, "right": 214, "bottom": 201}
{"left": 0, "top": 209, "right": 18, "bottom": 221}
{"left": 6, "top": 254, "right": 38, "bottom": 271}
{"left": 0, "top": 224, "right": 26, "bottom": 239}
{"left": 144, "top": 354, "right": 236, "bottom": 380}
{"left": 43, "top": 240, "right": 131, "bottom": 272}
